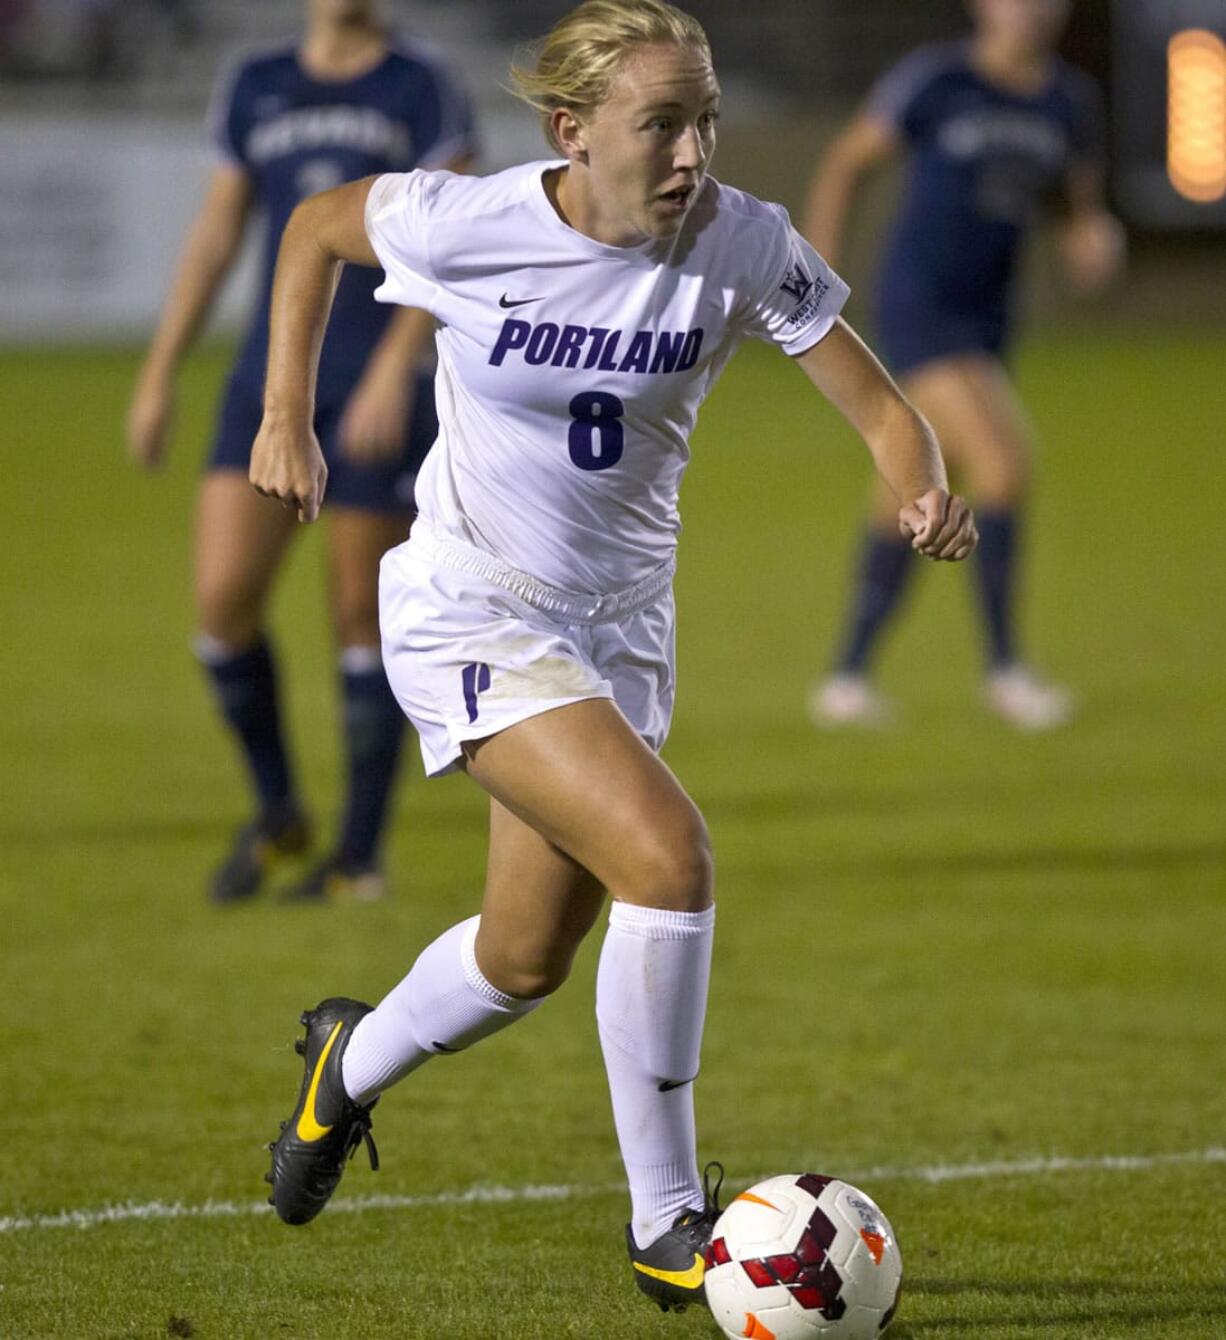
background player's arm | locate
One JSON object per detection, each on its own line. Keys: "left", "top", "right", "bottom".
{"left": 337, "top": 307, "right": 437, "bottom": 464}
{"left": 126, "top": 163, "right": 253, "bottom": 468}
{"left": 338, "top": 152, "right": 473, "bottom": 465}
{"left": 802, "top": 113, "right": 900, "bottom": 269}
{"left": 795, "top": 318, "right": 977, "bottom": 561}
{"left": 250, "top": 175, "right": 380, "bottom": 522}
{"left": 1058, "top": 163, "right": 1126, "bottom": 296}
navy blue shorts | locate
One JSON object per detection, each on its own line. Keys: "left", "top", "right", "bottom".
{"left": 874, "top": 297, "right": 1010, "bottom": 379}
{"left": 208, "top": 370, "right": 437, "bottom": 513}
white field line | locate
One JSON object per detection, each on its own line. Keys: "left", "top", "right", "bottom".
{"left": 2, "top": 1147, "right": 1223, "bottom": 1237}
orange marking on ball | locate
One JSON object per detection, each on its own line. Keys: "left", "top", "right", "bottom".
{"left": 860, "top": 1228, "right": 886, "bottom": 1265}
{"left": 734, "top": 1191, "right": 780, "bottom": 1211}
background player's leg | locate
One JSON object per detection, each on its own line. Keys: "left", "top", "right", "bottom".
{"left": 464, "top": 700, "right": 716, "bottom": 1252}
{"left": 903, "top": 356, "right": 1071, "bottom": 727}
{"left": 904, "top": 353, "right": 1031, "bottom": 669}
{"left": 285, "top": 504, "right": 412, "bottom": 901}
{"left": 341, "top": 796, "right": 605, "bottom": 1102}
{"left": 810, "top": 448, "right": 918, "bottom": 728}
{"left": 902, "top": 354, "right": 1031, "bottom": 668}
{"left": 194, "top": 471, "right": 306, "bottom": 899}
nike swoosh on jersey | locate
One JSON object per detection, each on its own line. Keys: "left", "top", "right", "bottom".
{"left": 498, "top": 294, "right": 543, "bottom": 308}
{"left": 631, "top": 1254, "right": 706, "bottom": 1290}
{"left": 296, "top": 1020, "right": 344, "bottom": 1142}
{"left": 657, "top": 1077, "right": 693, "bottom": 1092}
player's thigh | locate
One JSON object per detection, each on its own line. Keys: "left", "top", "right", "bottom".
{"left": 325, "top": 505, "right": 412, "bottom": 647}
{"left": 475, "top": 798, "right": 606, "bottom": 998}
{"left": 901, "top": 355, "right": 1034, "bottom": 507}
{"left": 194, "top": 470, "right": 298, "bottom": 644}
{"left": 463, "top": 697, "right": 713, "bottom": 914}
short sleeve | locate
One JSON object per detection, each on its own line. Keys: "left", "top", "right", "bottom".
{"left": 406, "top": 51, "right": 480, "bottom": 170}
{"left": 740, "top": 207, "right": 849, "bottom": 356}
{"left": 864, "top": 44, "right": 957, "bottom": 141}
{"left": 366, "top": 171, "right": 443, "bottom": 312}
{"left": 205, "top": 58, "right": 248, "bottom": 169}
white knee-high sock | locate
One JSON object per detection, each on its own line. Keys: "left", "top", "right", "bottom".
{"left": 596, "top": 901, "right": 715, "bottom": 1250}
{"left": 341, "top": 916, "right": 543, "bottom": 1105}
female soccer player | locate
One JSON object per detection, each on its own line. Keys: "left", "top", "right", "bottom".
{"left": 805, "top": 0, "right": 1123, "bottom": 730}
{"left": 254, "top": 0, "right": 976, "bottom": 1313}
{"left": 126, "top": 0, "right": 475, "bottom": 903}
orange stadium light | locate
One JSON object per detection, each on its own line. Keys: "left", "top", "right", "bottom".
{"left": 1167, "top": 29, "right": 1226, "bottom": 203}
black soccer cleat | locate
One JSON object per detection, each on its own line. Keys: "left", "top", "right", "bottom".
{"left": 627, "top": 1161, "right": 724, "bottom": 1313}
{"left": 266, "top": 997, "right": 379, "bottom": 1225}
{"left": 210, "top": 805, "right": 311, "bottom": 904}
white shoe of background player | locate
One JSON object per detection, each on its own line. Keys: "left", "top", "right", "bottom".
{"left": 984, "top": 664, "right": 1074, "bottom": 731}
{"left": 807, "top": 673, "right": 892, "bottom": 728}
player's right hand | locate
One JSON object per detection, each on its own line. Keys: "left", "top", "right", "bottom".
{"left": 249, "top": 415, "right": 328, "bottom": 523}
{"left": 1060, "top": 211, "right": 1125, "bottom": 296}
{"left": 126, "top": 370, "right": 174, "bottom": 470}
{"left": 898, "top": 488, "right": 977, "bottom": 561}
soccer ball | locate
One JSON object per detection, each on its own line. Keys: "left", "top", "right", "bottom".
{"left": 703, "top": 1173, "right": 902, "bottom": 1340}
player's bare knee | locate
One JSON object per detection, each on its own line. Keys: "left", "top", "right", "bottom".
{"left": 476, "top": 934, "right": 575, "bottom": 1000}
{"left": 1007, "top": 452, "right": 1033, "bottom": 500}
{"left": 971, "top": 441, "right": 1031, "bottom": 509}
{"left": 196, "top": 576, "right": 265, "bottom": 647}
{"left": 509, "top": 963, "right": 571, "bottom": 998}
{"left": 989, "top": 463, "right": 1030, "bottom": 507}
{"left": 622, "top": 814, "right": 714, "bottom": 913}
{"left": 333, "top": 595, "right": 380, "bottom": 648}
{"left": 484, "top": 951, "right": 571, "bottom": 1000}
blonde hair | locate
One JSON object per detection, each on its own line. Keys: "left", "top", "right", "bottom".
{"left": 510, "top": 0, "right": 712, "bottom": 151}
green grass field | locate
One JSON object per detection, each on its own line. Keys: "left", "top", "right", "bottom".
{"left": 2, "top": 329, "right": 1224, "bottom": 1339}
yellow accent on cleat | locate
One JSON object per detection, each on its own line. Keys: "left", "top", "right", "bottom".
{"left": 631, "top": 1253, "right": 706, "bottom": 1290}
{"left": 295, "top": 1021, "right": 344, "bottom": 1142}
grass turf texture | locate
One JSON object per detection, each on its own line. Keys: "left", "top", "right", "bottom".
{"left": 1, "top": 330, "right": 1223, "bottom": 1339}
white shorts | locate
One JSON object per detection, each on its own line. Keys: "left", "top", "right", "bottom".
{"left": 380, "top": 520, "right": 677, "bottom": 777}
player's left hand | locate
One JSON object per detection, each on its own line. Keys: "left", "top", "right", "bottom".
{"left": 898, "top": 489, "right": 977, "bottom": 561}
{"left": 338, "top": 372, "right": 413, "bottom": 465}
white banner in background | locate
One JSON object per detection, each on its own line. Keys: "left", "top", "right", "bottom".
{"left": 0, "top": 115, "right": 258, "bottom": 343}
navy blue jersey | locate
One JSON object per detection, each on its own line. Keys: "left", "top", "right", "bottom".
{"left": 209, "top": 39, "right": 476, "bottom": 399}
{"left": 869, "top": 41, "right": 1103, "bottom": 312}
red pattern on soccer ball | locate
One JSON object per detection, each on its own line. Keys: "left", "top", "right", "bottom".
{"left": 733, "top": 1204, "right": 848, "bottom": 1322}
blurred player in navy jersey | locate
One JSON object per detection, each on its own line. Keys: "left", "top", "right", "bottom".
{"left": 127, "top": 0, "right": 476, "bottom": 902}
{"left": 805, "top": 0, "right": 1123, "bottom": 730}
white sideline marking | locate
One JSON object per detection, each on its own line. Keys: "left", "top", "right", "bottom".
{"left": 2, "top": 1147, "right": 1222, "bottom": 1237}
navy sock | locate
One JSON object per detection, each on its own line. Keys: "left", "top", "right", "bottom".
{"left": 835, "top": 530, "right": 915, "bottom": 674}
{"left": 198, "top": 636, "right": 296, "bottom": 823}
{"left": 974, "top": 510, "right": 1019, "bottom": 669}
{"left": 337, "top": 652, "right": 406, "bottom": 870}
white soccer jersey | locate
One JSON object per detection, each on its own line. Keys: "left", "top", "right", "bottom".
{"left": 365, "top": 162, "right": 848, "bottom": 595}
